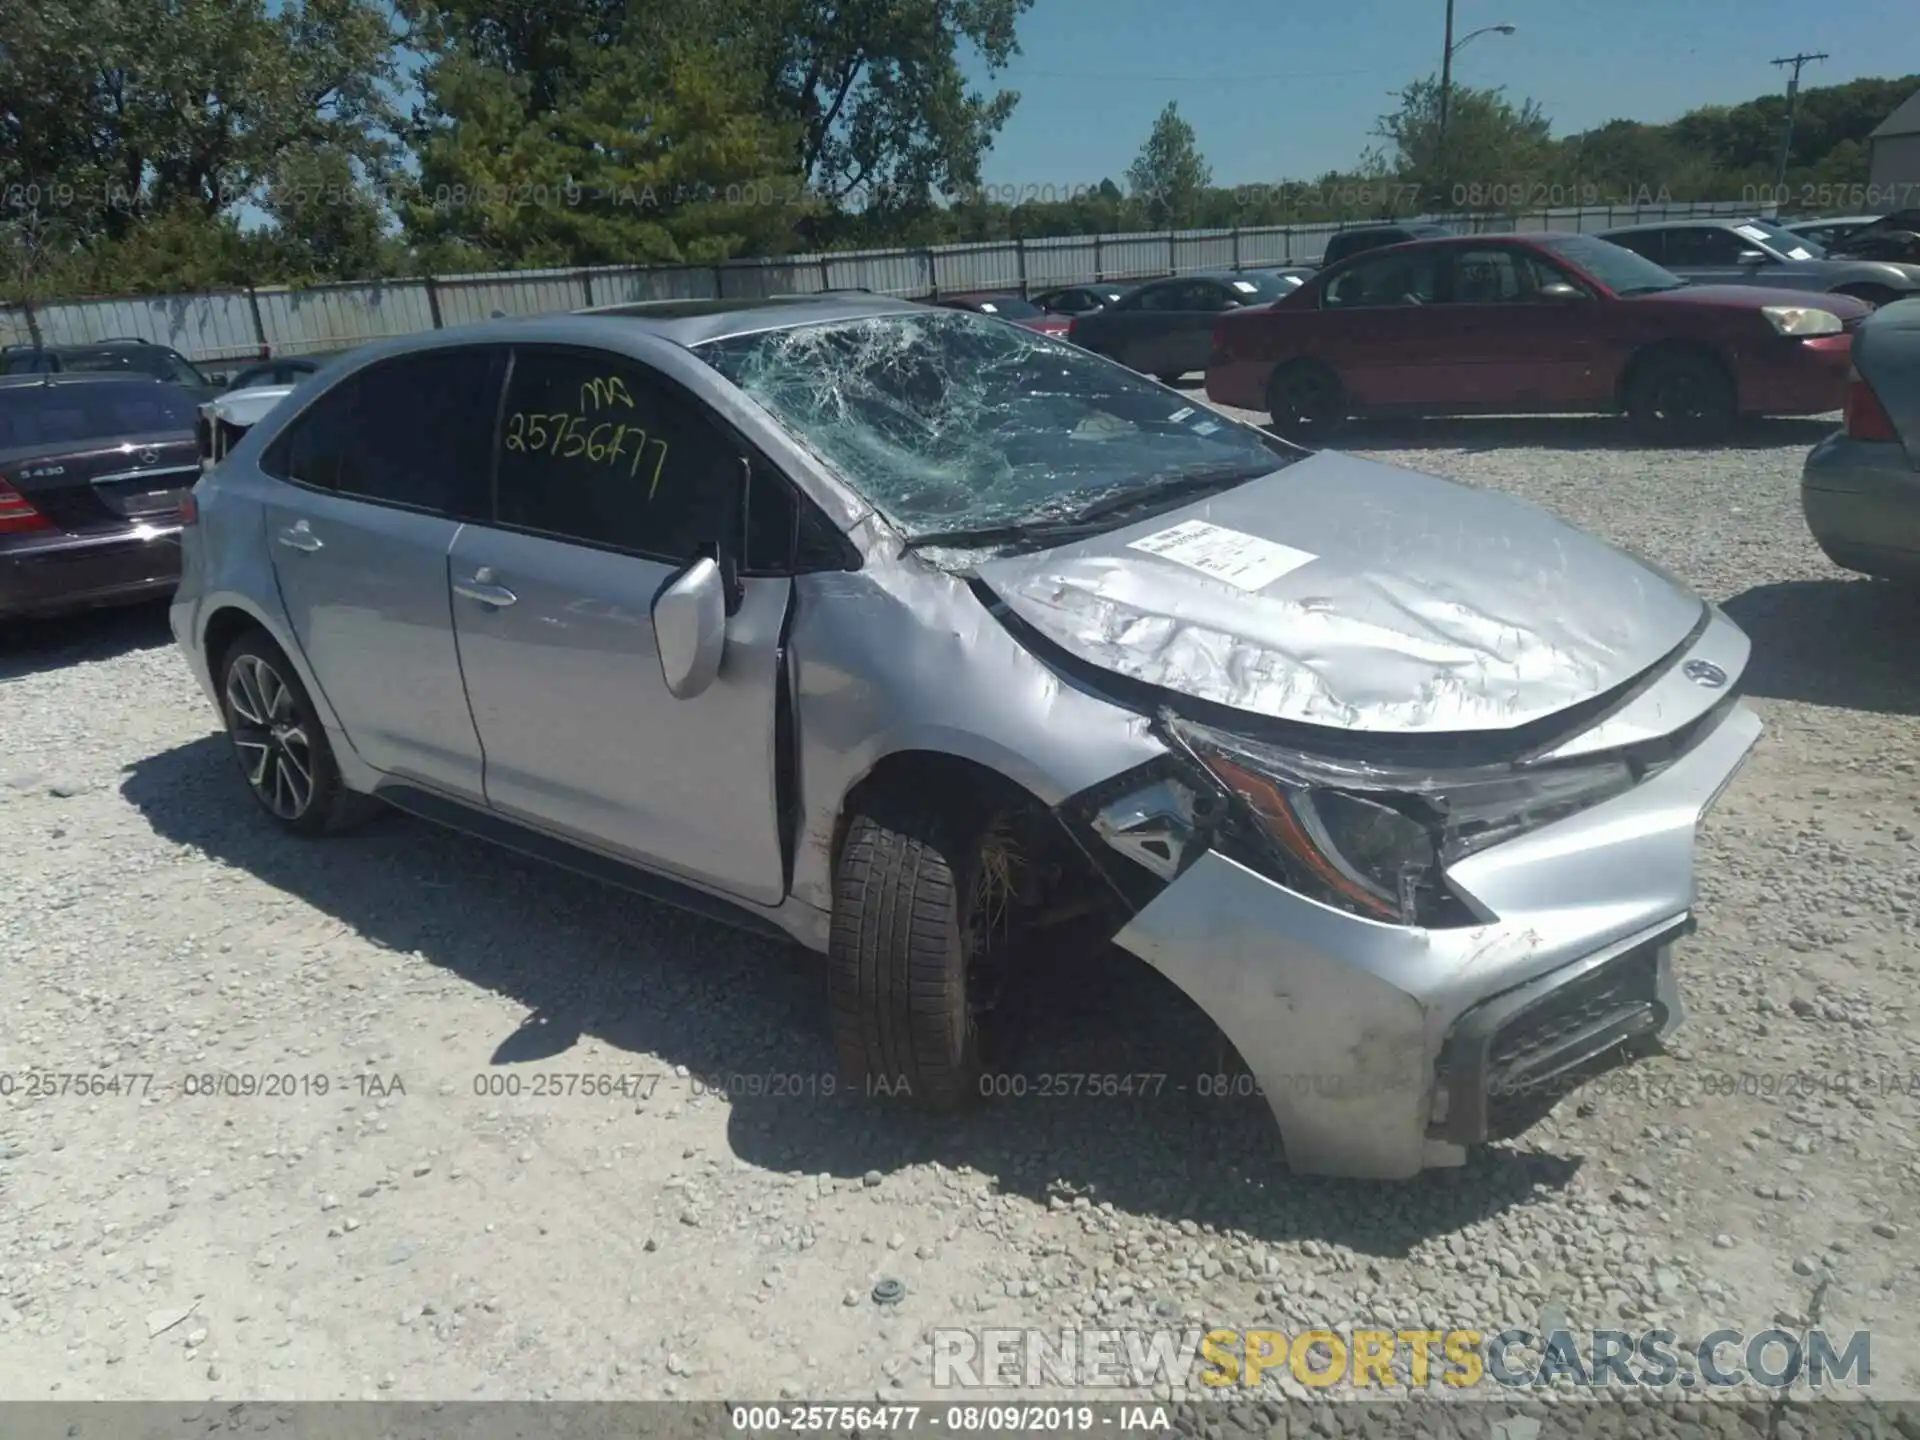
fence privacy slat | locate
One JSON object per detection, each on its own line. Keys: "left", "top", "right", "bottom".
{"left": 0, "top": 201, "right": 1767, "bottom": 363}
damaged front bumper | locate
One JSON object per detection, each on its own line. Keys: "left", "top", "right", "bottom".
{"left": 1104, "top": 697, "right": 1762, "bottom": 1180}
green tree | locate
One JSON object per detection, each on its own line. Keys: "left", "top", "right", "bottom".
{"left": 404, "top": 36, "right": 807, "bottom": 267}
{"left": 0, "top": 0, "right": 400, "bottom": 239}
{"left": 260, "top": 146, "right": 397, "bottom": 282}
{"left": 1372, "top": 77, "right": 1554, "bottom": 211}
{"left": 1126, "top": 103, "right": 1211, "bottom": 227}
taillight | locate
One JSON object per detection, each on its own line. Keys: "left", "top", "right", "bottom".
{"left": 1843, "top": 368, "right": 1899, "bottom": 442}
{"left": 179, "top": 492, "right": 199, "bottom": 525}
{"left": 0, "top": 476, "right": 53, "bottom": 534}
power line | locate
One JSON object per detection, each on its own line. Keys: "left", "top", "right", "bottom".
{"left": 1769, "top": 51, "right": 1828, "bottom": 191}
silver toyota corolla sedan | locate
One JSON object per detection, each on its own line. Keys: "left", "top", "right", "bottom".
{"left": 170, "top": 295, "right": 1763, "bottom": 1180}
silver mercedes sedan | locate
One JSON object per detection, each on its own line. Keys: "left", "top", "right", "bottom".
{"left": 170, "top": 295, "right": 1762, "bottom": 1179}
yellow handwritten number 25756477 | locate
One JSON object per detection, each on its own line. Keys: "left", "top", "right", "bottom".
{"left": 503, "top": 412, "right": 671, "bottom": 502}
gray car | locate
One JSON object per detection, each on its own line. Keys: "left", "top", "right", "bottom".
{"left": 1067, "top": 271, "right": 1300, "bottom": 382}
{"left": 1599, "top": 217, "right": 1920, "bottom": 307}
{"left": 1802, "top": 297, "right": 1920, "bottom": 582}
{"left": 170, "top": 295, "right": 1763, "bottom": 1180}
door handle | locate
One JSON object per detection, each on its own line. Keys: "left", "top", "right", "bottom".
{"left": 275, "top": 521, "right": 323, "bottom": 553}
{"left": 454, "top": 573, "right": 518, "bottom": 607}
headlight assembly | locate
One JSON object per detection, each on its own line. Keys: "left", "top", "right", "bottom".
{"left": 1761, "top": 305, "right": 1843, "bottom": 337}
{"left": 1165, "top": 716, "right": 1638, "bottom": 926}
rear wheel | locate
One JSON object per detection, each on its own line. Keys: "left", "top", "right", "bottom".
{"left": 1265, "top": 360, "right": 1346, "bottom": 443}
{"left": 1624, "top": 350, "right": 1735, "bottom": 445}
{"left": 218, "top": 630, "right": 377, "bottom": 834}
{"left": 828, "top": 795, "right": 1023, "bottom": 1110}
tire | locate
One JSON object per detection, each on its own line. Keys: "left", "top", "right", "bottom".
{"left": 828, "top": 795, "right": 1015, "bottom": 1110}
{"left": 1265, "top": 360, "right": 1346, "bottom": 443}
{"left": 217, "top": 630, "right": 377, "bottom": 835}
{"left": 1624, "top": 350, "right": 1735, "bottom": 445}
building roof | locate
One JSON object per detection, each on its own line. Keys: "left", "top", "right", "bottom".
{"left": 1870, "top": 88, "right": 1920, "bottom": 140}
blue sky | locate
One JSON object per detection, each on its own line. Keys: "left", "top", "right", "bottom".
{"left": 966, "top": 0, "right": 1916, "bottom": 189}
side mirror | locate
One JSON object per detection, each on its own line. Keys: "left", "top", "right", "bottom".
{"left": 1538, "top": 282, "right": 1586, "bottom": 301}
{"left": 652, "top": 556, "right": 728, "bottom": 700}
{"left": 1736, "top": 249, "right": 1769, "bottom": 266}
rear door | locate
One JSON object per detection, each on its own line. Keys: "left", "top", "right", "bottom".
{"left": 257, "top": 347, "right": 504, "bottom": 799}
{"left": 1129, "top": 281, "right": 1237, "bottom": 377}
{"left": 1311, "top": 247, "right": 1448, "bottom": 407}
{"left": 447, "top": 345, "right": 792, "bottom": 904}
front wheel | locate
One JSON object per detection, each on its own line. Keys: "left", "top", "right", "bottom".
{"left": 828, "top": 797, "right": 1023, "bottom": 1110}
{"left": 1625, "top": 351, "right": 1735, "bottom": 445}
{"left": 218, "top": 631, "right": 377, "bottom": 834}
{"left": 1265, "top": 360, "right": 1346, "bottom": 444}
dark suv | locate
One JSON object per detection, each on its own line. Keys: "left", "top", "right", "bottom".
{"left": 1319, "top": 223, "right": 1455, "bottom": 268}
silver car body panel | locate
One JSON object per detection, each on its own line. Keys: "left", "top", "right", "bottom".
{"left": 1115, "top": 697, "right": 1760, "bottom": 1179}
{"left": 172, "top": 301, "right": 1766, "bottom": 1178}
{"left": 1801, "top": 298, "right": 1920, "bottom": 580}
{"left": 972, "top": 452, "right": 1706, "bottom": 734}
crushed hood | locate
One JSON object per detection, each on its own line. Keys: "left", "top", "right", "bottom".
{"left": 971, "top": 451, "right": 1706, "bottom": 734}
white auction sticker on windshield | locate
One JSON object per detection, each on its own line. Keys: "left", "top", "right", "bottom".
{"left": 1127, "top": 519, "right": 1316, "bottom": 592}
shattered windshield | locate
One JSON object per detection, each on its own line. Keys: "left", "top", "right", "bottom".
{"left": 694, "top": 310, "right": 1294, "bottom": 541}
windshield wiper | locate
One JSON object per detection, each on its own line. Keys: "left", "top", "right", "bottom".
{"left": 1067, "top": 462, "right": 1276, "bottom": 525}
{"left": 900, "top": 519, "right": 1107, "bottom": 553}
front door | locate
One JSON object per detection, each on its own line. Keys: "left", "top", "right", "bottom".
{"left": 447, "top": 344, "right": 790, "bottom": 906}
{"left": 258, "top": 347, "right": 503, "bottom": 798}
{"left": 1425, "top": 245, "right": 1606, "bottom": 409}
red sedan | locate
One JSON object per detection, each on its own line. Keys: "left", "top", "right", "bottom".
{"left": 1206, "top": 231, "right": 1870, "bottom": 443}
{"left": 932, "top": 292, "right": 1073, "bottom": 339}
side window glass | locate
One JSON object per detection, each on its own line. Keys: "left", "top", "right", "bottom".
{"left": 1610, "top": 232, "right": 1665, "bottom": 263}
{"left": 1447, "top": 249, "right": 1525, "bottom": 303}
{"left": 496, "top": 348, "right": 741, "bottom": 561}
{"left": 262, "top": 374, "right": 363, "bottom": 491}
{"left": 262, "top": 348, "right": 499, "bottom": 510}
{"left": 1136, "top": 285, "right": 1178, "bottom": 311}
{"left": 1324, "top": 252, "right": 1439, "bottom": 308}
{"left": 741, "top": 461, "right": 797, "bottom": 572}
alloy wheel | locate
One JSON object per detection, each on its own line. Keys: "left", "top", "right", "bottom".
{"left": 225, "top": 653, "right": 316, "bottom": 820}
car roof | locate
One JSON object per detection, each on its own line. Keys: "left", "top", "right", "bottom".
{"left": 303, "top": 296, "right": 932, "bottom": 371}
{"left": 0, "top": 370, "right": 170, "bottom": 390}
{"left": 1598, "top": 217, "right": 1759, "bottom": 233}
{"left": 567, "top": 293, "right": 923, "bottom": 344}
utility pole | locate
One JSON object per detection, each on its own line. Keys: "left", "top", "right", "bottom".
{"left": 1770, "top": 52, "right": 1827, "bottom": 194}
{"left": 1438, "top": 0, "right": 1456, "bottom": 211}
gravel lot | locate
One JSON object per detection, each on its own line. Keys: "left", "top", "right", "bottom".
{"left": 3, "top": 405, "right": 1918, "bottom": 1407}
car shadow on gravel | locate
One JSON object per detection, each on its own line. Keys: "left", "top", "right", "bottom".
{"left": 1721, "top": 577, "right": 1920, "bottom": 716}
{"left": 1, "top": 600, "right": 174, "bottom": 682}
{"left": 1315, "top": 415, "right": 1834, "bottom": 453}
{"left": 123, "top": 735, "right": 1580, "bottom": 1256}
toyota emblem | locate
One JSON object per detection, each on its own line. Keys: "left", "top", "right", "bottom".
{"left": 1683, "top": 659, "right": 1728, "bottom": 689}
{"left": 136, "top": 446, "right": 158, "bottom": 465}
